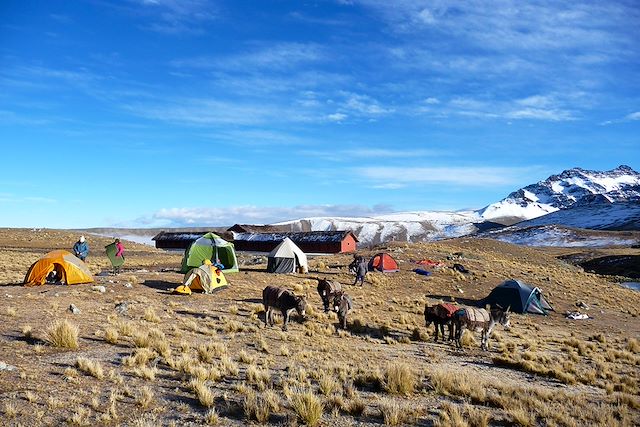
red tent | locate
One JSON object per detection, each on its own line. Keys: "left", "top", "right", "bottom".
{"left": 368, "top": 253, "right": 399, "bottom": 272}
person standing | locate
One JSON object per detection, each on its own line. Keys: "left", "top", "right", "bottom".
{"left": 352, "top": 255, "right": 368, "bottom": 286}
{"left": 114, "top": 238, "right": 125, "bottom": 273}
{"left": 73, "top": 236, "right": 89, "bottom": 261}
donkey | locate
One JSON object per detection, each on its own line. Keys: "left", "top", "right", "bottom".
{"left": 333, "top": 291, "right": 353, "bottom": 330}
{"left": 262, "top": 285, "right": 307, "bottom": 331}
{"left": 424, "top": 303, "right": 458, "bottom": 342}
{"left": 317, "top": 278, "right": 343, "bottom": 313}
{"left": 452, "top": 305, "right": 510, "bottom": 351}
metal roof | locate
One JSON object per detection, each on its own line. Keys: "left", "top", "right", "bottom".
{"left": 233, "top": 230, "right": 358, "bottom": 243}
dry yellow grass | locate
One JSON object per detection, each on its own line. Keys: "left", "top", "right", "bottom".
{"left": 383, "top": 363, "right": 416, "bottom": 395}
{"left": 1, "top": 230, "right": 639, "bottom": 426}
{"left": 379, "top": 397, "right": 417, "bottom": 426}
{"left": 45, "top": 319, "right": 79, "bottom": 349}
{"left": 104, "top": 327, "right": 119, "bottom": 344}
{"left": 288, "top": 388, "right": 324, "bottom": 427}
{"left": 76, "top": 357, "right": 105, "bottom": 379}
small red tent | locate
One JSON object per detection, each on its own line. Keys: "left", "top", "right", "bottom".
{"left": 368, "top": 253, "right": 399, "bottom": 272}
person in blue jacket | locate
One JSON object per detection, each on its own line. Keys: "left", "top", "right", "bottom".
{"left": 73, "top": 235, "right": 89, "bottom": 261}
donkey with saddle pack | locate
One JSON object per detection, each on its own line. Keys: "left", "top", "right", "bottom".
{"left": 452, "top": 305, "right": 510, "bottom": 351}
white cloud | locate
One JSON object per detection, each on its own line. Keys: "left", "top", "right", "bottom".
{"left": 506, "top": 108, "right": 574, "bottom": 121}
{"left": 135, "top": 0, "right": 217, "bottom": 34}
{"left": 145, "top": 204, "right": 394, "bottom": 226}
{"left": 327, "top": 112, "right": 348, "bottom": 122}
{"left": 344, "top": 148, "right": 439, "bottom": 158}
{"left": 600, "top": 111, "right": 640, "bottom": 125}
{"left": 0, "top": 193, "right": 57, "bottom": 204}
{"left": 172, "top": 43, "right": 325, "bottom": 71}
{"left": 355, "top": 166, "right": 533, "bottom": 186}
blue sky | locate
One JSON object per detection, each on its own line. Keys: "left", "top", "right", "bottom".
{"left": 1, "top": 0, "right": 639, "bottom": 228}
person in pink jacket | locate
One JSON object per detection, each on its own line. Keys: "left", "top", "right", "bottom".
{"left": 115, "top": 239, "right": 125, "bottom": 259}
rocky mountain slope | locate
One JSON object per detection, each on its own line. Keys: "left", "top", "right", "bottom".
{"left": 479, "top": 165, "right": 640, "bottom": 225}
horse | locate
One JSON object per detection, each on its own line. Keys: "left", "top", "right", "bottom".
{"left": 424, "top": 303, "right": 458, "bottom": 342}
{"left": 333, "top": 291, "right": 353, "bottom": 330}
{"left": 452, "top": 305, "right": 510, "bottom": 351}
{"left": 317, "top": 278, "right": 342, "bottom": 313}
{"left": 262, "top": 285, "right": 307, "bottom": 331}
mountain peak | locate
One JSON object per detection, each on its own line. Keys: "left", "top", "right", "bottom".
{"left": 481, "top": 165, "right": 640, "bottom": 225}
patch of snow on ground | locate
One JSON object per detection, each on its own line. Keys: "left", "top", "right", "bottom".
{"left": 489, "top": 226, "right": 637, "bottom": 247}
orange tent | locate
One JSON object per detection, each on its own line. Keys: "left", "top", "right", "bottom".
{"left": 368, "top": 253, "right": 399, "bottom": 272}
{"left": 24, "top": 250, "right": 94, "bottom": 286}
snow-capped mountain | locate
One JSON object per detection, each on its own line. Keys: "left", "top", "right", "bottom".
{"left": 273, "top": 165, "right": 640, "bottom": 247}
{"left": 479, "top": 165, "right": 640, "bottom": 225}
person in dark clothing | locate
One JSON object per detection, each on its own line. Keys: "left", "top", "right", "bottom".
{"left": 351, "top": 255, "right": 368, "bottom": 286}
{"left": 73, "top": 236, "right": 89, "bottom": 261}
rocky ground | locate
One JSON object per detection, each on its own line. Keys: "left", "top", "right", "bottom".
{"left": 0, "top": 229, "right": 638, "bottom": 426}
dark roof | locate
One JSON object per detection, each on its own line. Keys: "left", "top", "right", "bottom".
{"left": 233, "top": 230, "right": 358, "bottom": 243}
{"left": 152, "top": 231, "right": 211, "bottom": 242}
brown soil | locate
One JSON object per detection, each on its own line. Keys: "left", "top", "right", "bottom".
{"left": 0, "top": 229, "right": 638, "bottom": 426}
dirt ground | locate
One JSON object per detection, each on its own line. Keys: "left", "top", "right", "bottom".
{"left": 0, "top": 229, "right": 638, "bottom": 426}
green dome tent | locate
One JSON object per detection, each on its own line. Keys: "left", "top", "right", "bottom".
{"left": 180, "top": 233, "right": 239, "bottom": 273}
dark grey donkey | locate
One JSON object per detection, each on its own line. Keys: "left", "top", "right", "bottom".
{"left": 262, "top": 285, "right": 307, "bottom": 331}
{"left": 333, "top": 292, "right": 353, "bottom": 330}
{"left": 317, "top": 278, "right": 342, "bottom": 313}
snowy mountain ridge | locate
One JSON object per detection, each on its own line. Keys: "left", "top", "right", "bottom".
{"left": 479, "top": 165, "right": 640, "bottom": 225}
{"left": 274, "top": 165, "right": 640, "bottom": 247}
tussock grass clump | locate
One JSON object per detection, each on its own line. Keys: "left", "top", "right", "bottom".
{"left": 193, "top": 380, "right": 216, "bottom": 408}
{"left": 346, "top": 396, "right": 366, "bottom": 417}
{"left": 246, "top": 364, "right": 271, "bottom": 389}
{"left": 256, "top": 336, "right": 270, "bottom": 353}
{"left": 280, "top": 344, "right": 291, "bottom": 356}
{"left": 288, "top": 388, "right": 324, "bottom": 427}
{"left": 22, "top": 325, "right": 33, "bottom": 339}
{"left": 379, "top": 398, "right": 416, "bottom": 426}
{"left": 411, "top": 327, "right": 429, "bottom": 342}
{"left": 318, "top": 372, "right": 339, "bottom": 396}
{"left": 117, "top": 320, "right": 135, "bottom": 337}
{"left": 492, "top": 355, "right": 576, "bottom": 385}
{"left": 354, "top": 368, "right": 383, "bottom": 391}
{"left": 76, "top": 357, "right": 105, "bottom": 379}
{"left": 435, "top": 402, "right": 466, "bottom": 427}
{"left": 68, "top": 407, "right": 90, "bottom": 426}
{"left": 123, "top": 348, "right": 156, "bottom": 367}
{"left": 243, "top": 389, "right": 271, "bottom": 423}
{"left": 45, "top": 319, "right": 79, "bottom": 349}
{"left": 382, "top": 363, "right": 416, "bottom": 395}
{"left": 133, "top": 366, "right": 158, "bottom": 381}
{"left": 136, "top": 386, "right": 154, "bottom": 409}
{"left": 6, "top": 306, "right": 17, "bottom": 316}
{"left": 626, "top": 338, "right": 639, "bottom": 354}
{"left": 104, "top": 328, "right": 119, "bottom": 344}
{"left": 143, "top": 307, "right": 160, "bottom": 323}
{"left": 3, "top": 401, "right": 17, "bottom": 418}
{"left": 132, "top": 332, "right": 151, "bottom": 348}
{"left": 204, "top": 407, "right": 220, "bottom": 425}
{"left": 238, "top": 350, "right": 256, "bottom": 364}
{"left": 220, "top": 355, "right": 240, "bottom": 376}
